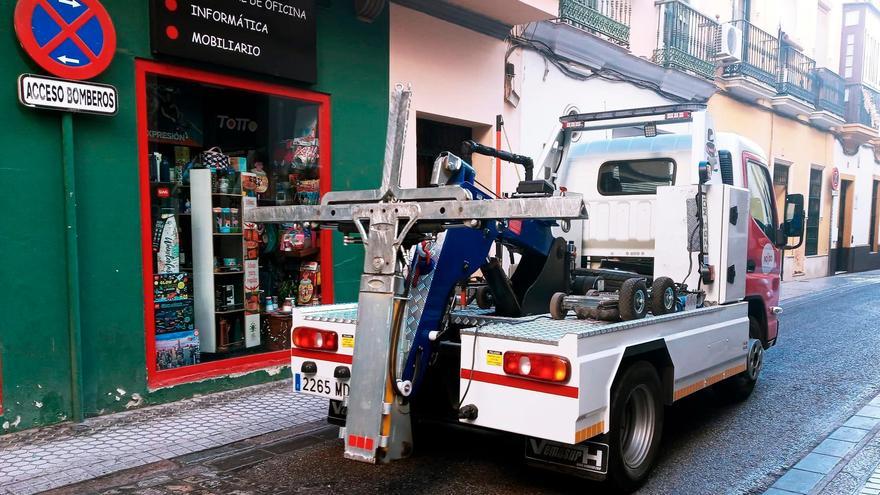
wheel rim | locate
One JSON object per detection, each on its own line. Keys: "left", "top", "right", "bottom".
{"left": 619, "top": 384, "right": 655, "bottom": 469}
{"left": 747, "top": 341, "right": 764, "bottom": 380}
{"left": 663, "top": 287, "right": 675, "bottom": 310}
{"left": 633, "top": 290, "right": 646, "bottom": 315}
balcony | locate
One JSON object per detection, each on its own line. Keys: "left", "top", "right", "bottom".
{"left": 813, "top": 68, "right": 845, "bottom": 116}
{"left": 810, "top": 68, "right": 846, "bottom": 129}
{"left": 776, "top": 45, "right": 816, "bottom": 103}
{"left": 840, "top": 83, "right": 880, "bottom": 154}
{"left": 653, "top": 0, "right": 719, "bottom": 79}
{"left": 721, "top": 20, "right": 779, "bottom": 96}
{"left": 558, "top": 0, "right": 631, "bottom": 46}
{"left": 771, "top": 44, "right": 817, "bottom": 119}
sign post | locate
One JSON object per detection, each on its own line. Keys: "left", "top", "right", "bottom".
{"left": 13, "top": 0, "right": 118, "bottom": 423}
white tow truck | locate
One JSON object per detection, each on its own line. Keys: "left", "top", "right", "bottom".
{"left": 246, "top": 89, "right": 805, "bottom": 492}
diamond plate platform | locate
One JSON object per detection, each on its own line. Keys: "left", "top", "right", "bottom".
{"left": 459, "top": 305, "right": 726, "bottom": 344}
{"left": 301, "top": 303, "right": 360, "bottom": 324}
{"left": 298, "top": 301, "right": 726, "bottom": 346}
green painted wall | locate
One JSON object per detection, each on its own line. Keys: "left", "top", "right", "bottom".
{"left": 0, "top": 0, "right": 387, "bottom": 431}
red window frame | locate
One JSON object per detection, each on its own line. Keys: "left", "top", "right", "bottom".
{"left": 135, "top": 60, "right": 334, "bottom": 389}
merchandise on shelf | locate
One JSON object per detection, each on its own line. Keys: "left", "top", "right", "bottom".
{"left": 154, "top": 300, "right": 195, "bottom": 335}
{"left": 297, "top": 261, "right": 321, "bottom": 306}
{"left": 156, "top": 329, "right": 200, "bottom": 370}
{"left": 156, "top": 215, "right": 180, "bottom": 274}
{"left": 154, "top": 273, "right": 192, "bottom": 301}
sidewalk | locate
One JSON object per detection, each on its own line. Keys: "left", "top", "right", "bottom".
{"left": 780, "top": 270, "right": 880, "bottom": 303}
{"left": 0, "top": 380, "right": 324, "bottom": 495}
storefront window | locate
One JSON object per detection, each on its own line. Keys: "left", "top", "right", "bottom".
{"left": 137, "top": 61, "right": 332, "bottom": 388}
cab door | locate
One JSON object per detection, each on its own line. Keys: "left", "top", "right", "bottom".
{"left": 743, "top": 156, "right": 781, "bottom": 343}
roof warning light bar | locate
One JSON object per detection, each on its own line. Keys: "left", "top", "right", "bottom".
{"left": 560, "top": 103, "right": 706, "bottom": 131}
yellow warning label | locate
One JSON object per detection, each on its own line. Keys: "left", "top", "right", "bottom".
{"left": 341, "top": 334, "right": 355, "bottom": 348}
{"left": 486, "top": 350, "right": 502, "bottom": 366}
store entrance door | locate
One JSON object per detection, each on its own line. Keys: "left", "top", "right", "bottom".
{"left": 836, "top": 179, "right": 853, "bottom": 273}
{"left": 416, "top": 118, "right": 472, "bottom": 188}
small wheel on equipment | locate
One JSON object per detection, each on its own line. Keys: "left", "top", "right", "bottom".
{"left": 475, "top": 286, "right": 494, "bottom": 309}
{"left": 550, "top": 292, "right": 567, "bottom": 320}
{"left": 619, "top": 278, "right": 648, "bottom": 321}
{"left": 650, "top": 276, "right": 676, "bottom": 315}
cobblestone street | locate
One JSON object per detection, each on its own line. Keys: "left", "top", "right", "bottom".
{"left": 0, "top": 382, "right": 323, "bottom": 495}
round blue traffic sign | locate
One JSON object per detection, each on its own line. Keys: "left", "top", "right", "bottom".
{"left": 14, "top": 0, "right": 117, "bottom": 80}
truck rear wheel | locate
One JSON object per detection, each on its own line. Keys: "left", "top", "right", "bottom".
{"left": 607, "top": 361, "right": 664, "bottom": 493}
{"left": 619, "top": 278, "right": 648, "bottom": 321}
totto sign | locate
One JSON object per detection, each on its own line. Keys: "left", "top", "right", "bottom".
{"left": 14, "top": 0, "right": 117, "bottom": 80}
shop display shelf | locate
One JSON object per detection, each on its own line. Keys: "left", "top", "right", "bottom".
{"left": 212, "top": 192, "right": 243, "bottom": 197}
{"left": 280, "top": 247, "right": 319, "bottom": 258}
{"left": 214, "top": 232, "right": 243, "bottom": 236}
{"left": 214, "top": 270, "right": 244, "bottom": 275}
{"left": 215, "top": 308, "right": 245, "bottom": 315}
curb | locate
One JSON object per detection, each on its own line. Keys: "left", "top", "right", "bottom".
{"left": 762, "top": 393, "right": 880, "bottom": 494}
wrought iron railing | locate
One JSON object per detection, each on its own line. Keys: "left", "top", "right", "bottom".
{"left": 778, "top": 44, "right": 816, "bottom": 103}
{"left": 653, "top": 0, "right": 719, "bottom": 79}
{"left": 559, "top": 0, "right": 631, "bottom": 46}
{"left": 813, "top": 68, "right": 845, "bottom": 116}
{"left": 845, "top": 83, "right": 880, "bottom": 128}
{"left": 722, "top": 20, "right": 779, "bottom": 87}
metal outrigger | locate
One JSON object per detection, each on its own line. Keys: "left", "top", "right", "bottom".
{"left": 245, "top": 84, "right": 587, "bottom": 463}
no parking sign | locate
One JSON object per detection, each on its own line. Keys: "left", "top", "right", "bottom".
{"left": 14, "top": 0, "right": 117, "bottom": 80}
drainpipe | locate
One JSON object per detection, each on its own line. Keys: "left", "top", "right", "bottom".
{"left": 61, "top": 112, "right": 84, "bottom": 423}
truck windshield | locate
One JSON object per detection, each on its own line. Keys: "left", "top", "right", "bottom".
{"left": 598, "top": 159, "right": 676, "bottom": 195}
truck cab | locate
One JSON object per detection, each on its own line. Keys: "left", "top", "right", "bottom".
{"left": 540, "top": 105, "right": 805, "bottom": 348}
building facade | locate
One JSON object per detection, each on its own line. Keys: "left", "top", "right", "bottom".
{"left": 504, "top": 0, "right": 880, "bottom": 279}
{"left": 0, "top": 0, "right": 390, "bottom": 432}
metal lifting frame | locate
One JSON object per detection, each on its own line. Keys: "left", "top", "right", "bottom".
{"left": 245, "top": 84, "right": 587, "bottom": 464}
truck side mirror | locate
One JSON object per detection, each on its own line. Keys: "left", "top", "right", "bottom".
{"left": 777, "top": 194, "right": 805, "bottom": 249}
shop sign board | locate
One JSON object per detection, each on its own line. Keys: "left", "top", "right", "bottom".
{"left": 13, "top": 0, "right": 117, "bottom": 81}
{"left": 18, "top": 73, "right": 118, "bottom": 115}
{"left": 149, "top": 0, "right": 316, "bottom": 83}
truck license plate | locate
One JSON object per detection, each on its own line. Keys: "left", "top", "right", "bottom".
{"left": 525, "top": 437, "right": 609, "bottom": 475}
{"left": 294, "top": 374, "right": 350, "bottom": 400}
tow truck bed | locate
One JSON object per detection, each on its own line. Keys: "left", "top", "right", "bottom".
{"left": 291, "top": 301, "right": 749, "bottom": 448}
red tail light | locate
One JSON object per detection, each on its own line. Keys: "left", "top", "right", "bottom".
{"left": 292, "top": 327, "right": 338, "bottom": 351}
{"left": 503, "top": 352, "right": 570, "bottom": 383}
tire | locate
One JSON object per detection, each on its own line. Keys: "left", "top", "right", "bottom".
{"left": 549, "top": 292, "right": 567, "bottom": 320}
{"left": 475, "top": 286, "right": 494, "bottom": 309}
{"left": 650, "top": 277, "right": 676, "bottom": 316}
{"left": 607, "top": 361, "right": 664, "bottom": 493}
{"left": 715, "top": 319, "right": 763, "bottom": 402}
{"left": 618, "top": 278, "right": 648, "bottom": 321}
